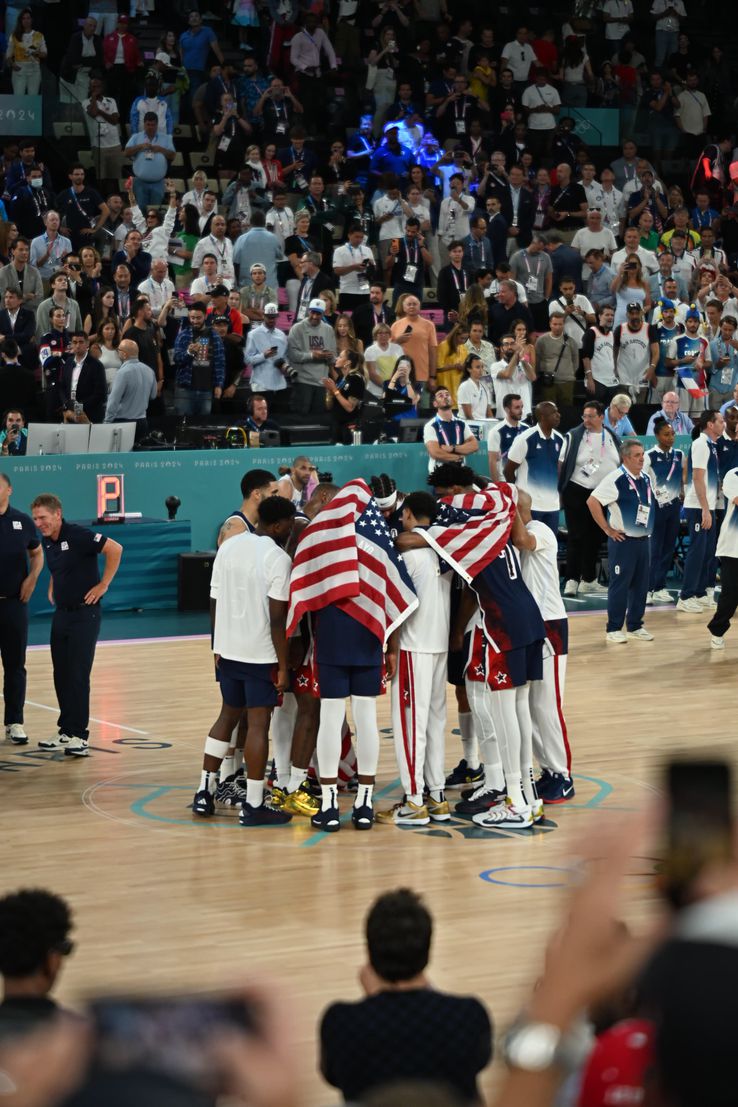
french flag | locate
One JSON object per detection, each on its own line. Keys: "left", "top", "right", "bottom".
{"left": 677, "top": 364, "right": 707, "bottom": 399}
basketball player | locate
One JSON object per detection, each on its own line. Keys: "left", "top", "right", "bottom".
{"left": 512, "top": 491, "right": 574, "bottom": 804}
{"left": 277, "top": 456, "right": 313, "bottom": 507}
{"left": 217, "top": 469, "right": 279, "bottom": 545}
{"left": 369, "top": 474, "right": 406, "bottom": 539}
{"left": 192, "top": 496, "right": 296, "bottom": 827}
{"left": 213, "top": 467, "right": 279, "bottom": 809}
{"left": 378, "top": 492, "right": 451, "bottom": 826}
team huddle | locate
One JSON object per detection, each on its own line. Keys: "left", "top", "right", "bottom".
{"left": 191, "top": 461, "right": 572, "bottom": 833}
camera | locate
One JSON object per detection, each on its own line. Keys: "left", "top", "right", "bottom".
{"left": 362, "top": 257, "right": 372, "bottom": 268}
{"left": 274, "top": 357, "right": 286, "bottom": 370}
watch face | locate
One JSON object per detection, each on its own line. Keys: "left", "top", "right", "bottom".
{"left": 507, "top": 1023, "right": 560, "bottom": 1071}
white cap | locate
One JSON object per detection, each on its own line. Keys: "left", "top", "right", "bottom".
{"left": 264, "top": 302, "right": 279, "bottom": 314}
{"left": 308, "top": 298, "right": 325, "bottom": 312}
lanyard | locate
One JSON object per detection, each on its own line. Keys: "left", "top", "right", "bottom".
{"left": 585, "top": 430, "right": 606, "bottom": 459}
{"left": 522, "top": 252, "right": 541, "bottom": 278}
{"left": 435, "top": 416, "right": 463, "bottom": 446}
{"left": 620, "top": 465, "right": 651, "bottom": 505}
{"left": 373, "top": 308, "right": 384, "bottom": 325}
{"left": 210, "top": 235, "right": 226, "bottom": 259}
{"left": 450, "top": 266, "right": 466, "bottom": 292}
{"left": 403, "top": 237, "right": 418, "bottom": 264}
{"left": 655, "top": 449, "right": 678, "bottom": 486}
{"left": 69, "top": 187, "right": 90, "bottom": 221}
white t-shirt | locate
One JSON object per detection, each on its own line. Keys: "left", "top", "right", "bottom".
{"left": 676, "top": 89, "right": 710, "bottom": 136}
{"left": 571, "top": 227, "right": 618, "bottom": 279}
{"left": 488, "top": 357, "right": 533, "bottom": 417}
{"left": 332, "top": 242, "right": 374, "bottom": 295}
{"left": 717, "top": 468, "right": 738, "bottom": 556}
{"left": 549, "top": 294, "right": 594, "bottom": 349}
{"left": 602, "top": 0, "right": 633, "bottom": 39}
{"left": 684, "top": 433, "right": 719, "bottom": 510}
{"left": 651, "top": 0, "right": 685, "bottom": 30}
{"left": 210, "top": 532, "right": 291, "bottom": 663}
{"left": 521, "top": 83, "right": 561, "bottom": 130}
{"left": 501, "top": 39, "right": 537, "bottom": 81}
{"left": 373, "top": 194, "right": 405, "bottom": 241}
{"left": 457, "top": 377, "right": 493, "bottom": 420}
{"left": 364, "top": 340, "right": 403, "bottom": 398}
{"left": 611, "top": 245, "right": 659, "bottom": 276}
{"left": 191, "top": 234, "right": 235, "bottom": 280}
{"left": 520, "top": 520, "right": 567, "bottom": 623}
{"left": 398, "top": 545, "right": 451, "bottom": 653}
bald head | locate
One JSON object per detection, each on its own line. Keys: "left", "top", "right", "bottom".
{"left": 118, "top": 339, "right": 139, "bottom": 360}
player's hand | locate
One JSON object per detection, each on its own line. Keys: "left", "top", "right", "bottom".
{"left": 607, "top": 526, "right": 626, "bottom": 542}
{"left": 449, "top": 629, "right": 464, "bottom": 653}
{"left": 19, "top": 575, "right": 36, "bottom": 604}
{"left": 84, "top": 582, "right": 108, "bottom": 604}
{"left": 384, "top": 650, "right": 397, "bottom": 680}
{"left": 701, "top": 508, "right": 713, "bottom": 530}
{"left": 274, "top": 667, "right": 289, "bottom": 693}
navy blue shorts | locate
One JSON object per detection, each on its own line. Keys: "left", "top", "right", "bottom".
{"left": 466, "top": 628, "right": 544, "bottom": 690}
{"left": 316, "top": 661, "right": 383, "bottom": 699}
{"left": 447, "top": 647, "right": 466, "bottom": 686}
{"left": 218, "top": 658, "right": 279, "bottom": 709}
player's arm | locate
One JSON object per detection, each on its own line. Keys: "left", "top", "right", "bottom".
{"left": 269, "top": 597, "right": 289, "bottom": 691}
{"left": 449, "top": 584, "right": 477, "bottom": 652}
{"left": 85, "top": 538, "right": 122, "bottom": 603}
{"left": 385, "top": 629, "right": 399, "bottom": 680}
{"left": 217, "top": 516, "right": 247, "bottom": 546}
{"left": 396, "top": 530, "right": 429, "bottom": 551}
{"left": 510, "top": 512, "right": 536, "bottom": 551}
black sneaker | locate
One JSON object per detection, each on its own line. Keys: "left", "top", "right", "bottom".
{"left": 351, "top": 803, "right": 374, "bottom": 830}
{"left": 445, "top": 759, "right": 484, "bottom": 789}
{"left": 239, "top": 802, "right": 292, "bottom": 826}
{"left": 192, "top": 789, "right": 215, "bottom": 817}
{"left": 311, "top": 806, "right": 340, "bottom": 832}
{"left": 455, "top": 787, "right": 507, "bottom": 815}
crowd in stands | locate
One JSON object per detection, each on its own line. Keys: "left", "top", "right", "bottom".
{"left": 0, "top": 1, "right": 738, "bottom": 450}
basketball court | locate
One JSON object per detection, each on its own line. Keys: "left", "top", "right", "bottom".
{"left": 2, "top": 603, "right": 729, "bottom": 1104}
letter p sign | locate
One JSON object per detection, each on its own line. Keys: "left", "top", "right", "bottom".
{"left": 97, "top": 474, "right": 124, "bottom": 517}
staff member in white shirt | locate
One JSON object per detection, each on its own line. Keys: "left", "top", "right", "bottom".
{"left": 559, "top": 399, "right": 621, "bottom": 595}
{"left": 521, "top": 67, "right": 561, "bottom": 159}
{"left": 707, "top": 462, "right": 738, "bottom": 648}
{"left": 378, "top": 491, "right": 451, "bottom": 827}
{"left": 191, "top": 495, "right": 296, "bottom": 827}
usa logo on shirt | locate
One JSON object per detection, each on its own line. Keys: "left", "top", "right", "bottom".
{"left": 61, "top": 541, "right": 69, "bottom": 551}
{"left": 12, "top": 520, "right": 22, "bottom": 529}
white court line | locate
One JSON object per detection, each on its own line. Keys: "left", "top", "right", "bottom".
{"left": 10, "top": 697, "right": 149, "bottom": 736}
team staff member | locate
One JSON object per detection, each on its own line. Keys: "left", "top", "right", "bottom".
{"left": 587, "top": 440, "right": 656, "bottom": 644}
{"left": 707, "top": 464, "right": 738, "bottom": 649}
{"left": 677, "top": 410, "right": 723, "bottom": 612}
{"left": 32, "top": 494, "right": 122, "bottom": 757}
{"left": 644, "top": 418, "right": 684, "bottom": 603}
{"left": 559, "top": 401, "right": 621, "bottom": 596}
{"left": 504, "top": 401, "right": 564, "bottom": 534}
{"left": 0, "top": 473, "right": 43, "bottom": 745}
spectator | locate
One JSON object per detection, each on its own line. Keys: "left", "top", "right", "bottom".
{"left": 59, "top": 331, "right": 108, "bottom": 423}
{"left": 462, "top": 215, "right": 494, "bottom": 274}
{"left": 385, "top": 217, "right": 430, "bottom": 309}
{"left": 521, "top": 67, "right": 561, "bottom": 158}
{"left": 172, "top": 301, "right": 225, "bottom": 416}
{"left": 6, "top": 8, "right": 46, "bottom": 95}
{"left": 238, "top": 265, "right": 276, "bottom": 327}
{"left": 582, "top": 304, "right": 619, "bottom": 403}
{"left": 535, "top": 311, "right": 578, "bottom": 407}
{"left": 90, "top": 317, "right": 122, "bottom": 391}
{"left": 244, "top": 302, "right": 289, "bottom": 408}
{"left": 233, "top": 210, "right": 282, "bottom": 290}
{"left": 9, "top": 166, "right": 55, "bottom": 241}
{"left": 604, "top": 393, "right": 638, "bottom": 436}
{"left": 0, "top": 888, "right": 74, "bottom": 1040}
{"left": 191, "top": 215, "right": 235, "bottom": 283}
{"left": 489, "top": 330, "right": 536, "bottom": 417}
{"left": 179, "top": 12, "right": 224, "bottom": 110}
{"left": 320, "top": 889, "right": 491, "bottom": 1103}
{"left": 438, "top": 174, "right": 475, "bottom": 254}
{"left": 334, "top": 222, "right": 376, "bottom": 311}
{"left": 103, "top": 337, "right": 156, "bottom": 434}
{"left": 102, "top": 14, "right": 141, "bottom": 119}
{"left": 124, "top": 112, "right": 175, "bottom": 210}
{"left": 488, "top": 280, "right": 534, "bottom": 346}
{"left": 389, "top": 294, "right": 438, "bottom": 398}
{"left": 436, "top": 241, "right": 471, "bottom": 327}
{"left": 60, "top": 16, "right": 103, "bottom": 106}
{"left": 130, "top": 71, "right": 173, "bottom": 135}
{"left": 287, "top": 298, "right": 337, "bottom": 415}
{"left": 289, "top": 12, "right": 337, "bottom": 132}
{"left": 509, "top": 233, "right": 553, "bottom": 331}
{"left": 351, "top": 283, "right": 396, "bottom": 349}
{"left": 0, "top": 288, "right": 36, "bottom": 360}
{"left": 365, "top": 323, "right": 403, "bottom": 400}
{"left": 0, "top": 402, "right": 30, "bottom": 455}
{"left": 57, "top": 165, "right": 109, "bottom": 253}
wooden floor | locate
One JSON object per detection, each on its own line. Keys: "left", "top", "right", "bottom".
{"left": 3, "top": 606, "right": 734, "bottom": 1104}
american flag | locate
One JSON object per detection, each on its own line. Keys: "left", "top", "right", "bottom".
{"left": 286, "top": 479, "right": 418, "bottom": 644}
{"left": 421, "top": 483, "right": 518, "bottom": 583}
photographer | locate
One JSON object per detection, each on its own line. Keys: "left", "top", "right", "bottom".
{"left": 385, "top": 217, "right": 431, "bottom": 308}
{"left": 333, "top": 223, "right": 376, "bottom": 311}
{"left": 243, "top": 305, "right": 289, "bottom": 412}
{"left": 0, "top": 409, "right": 28, "bottom": 457}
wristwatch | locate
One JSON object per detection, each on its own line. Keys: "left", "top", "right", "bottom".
{"left": 501, "top": 1017, "right": 593, "bottom": 1073}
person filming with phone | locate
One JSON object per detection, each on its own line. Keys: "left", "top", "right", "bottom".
{"left": 0, "top": 409, "right": 28, "bottom": 456}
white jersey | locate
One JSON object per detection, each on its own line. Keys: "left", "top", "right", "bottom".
{"left": 717, "top": 468, "right": 738, "bottom": 557}
{"left": 520, "top": 520, "right": 567, "bottom": 623}
{"left": 615, "top": 322, "right": 652, "bottom": 388}
{"left": 210, "top": 532, "right": 291, "bottom": 663}
{"left": 398, "top": 546, "right": 451, "bottom": 653}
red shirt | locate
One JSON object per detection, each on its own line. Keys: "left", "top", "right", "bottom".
{"left": 207, "top": 305, "right": 243, "bottom": 337}
{"left": 532, "top": 39, "right": 558, "bottom": 74}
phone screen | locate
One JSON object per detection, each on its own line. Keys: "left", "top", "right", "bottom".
{"left": 404, "top": 324, "right": 413, "bottom": 334}
{"left": 662, "top": 760, "right": 733, "bottom": 909}
{"left": 88, "top": 994, "right": 254, "bottom": 1094}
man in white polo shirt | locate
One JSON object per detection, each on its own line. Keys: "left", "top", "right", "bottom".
{"left": 521, "top": 67, "right": 561, "bottom": 159}
{"left": 332, "top": 222, "right": 374, "bottom": 312}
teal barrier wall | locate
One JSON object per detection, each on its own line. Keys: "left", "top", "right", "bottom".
{"left": 0, "top": 444, "right": 492, "bottom": 551}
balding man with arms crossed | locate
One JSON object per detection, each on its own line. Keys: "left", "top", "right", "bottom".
{"left": 104, "top": 339, "right": 157, "bottom": 438}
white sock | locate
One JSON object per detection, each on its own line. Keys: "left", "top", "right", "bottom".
{"left": 246, "top": 779, "right": 264, "bottom": 809}
{"left": 351, "top": 695, "right": 380, "bottom": 776}
{"left": 487, "top": 688, "right": 525, "bottom": 808}
{"left": 289, "top": 766, "right": 308, "bottom": 793}
{"left": 355, "top": 783, "right": 374, "bottom": 808}
{"left": 430, "top": 789, "right": 444, "bottom": 802}
{"left": 321, "top": 783, "right": 337, "bottom": 812}
{"left": 517, "top": 686, "right": 536, "bottom": 805}
{"left": 316, "top": 698, "right": 346, "bottom": 784}
{"left": 233, "top": 747, "right": 244, "bottom": 774}
{"left": 408, "top": 792, "right": 422, "bottom": 806}
{"left": 271, "top": 693, "right": 296, "bottom": 789}
{"left": 219, "top": 753, "right": 235, "bottom": 783}
{"left": 199, "top": 769, "right": 217, "bottom": 793}
{"left": 458, "top": 712, "right": 478, "bottom": 767}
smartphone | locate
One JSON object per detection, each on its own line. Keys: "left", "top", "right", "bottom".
{"left": 404, "top": 324, "right": 412, "bottom": 334}
{"left": 83, "top": 994, "right": 255, "bottom": 1099}
{"left": 661, "top": 759, "right": 733, "bottom": 909}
